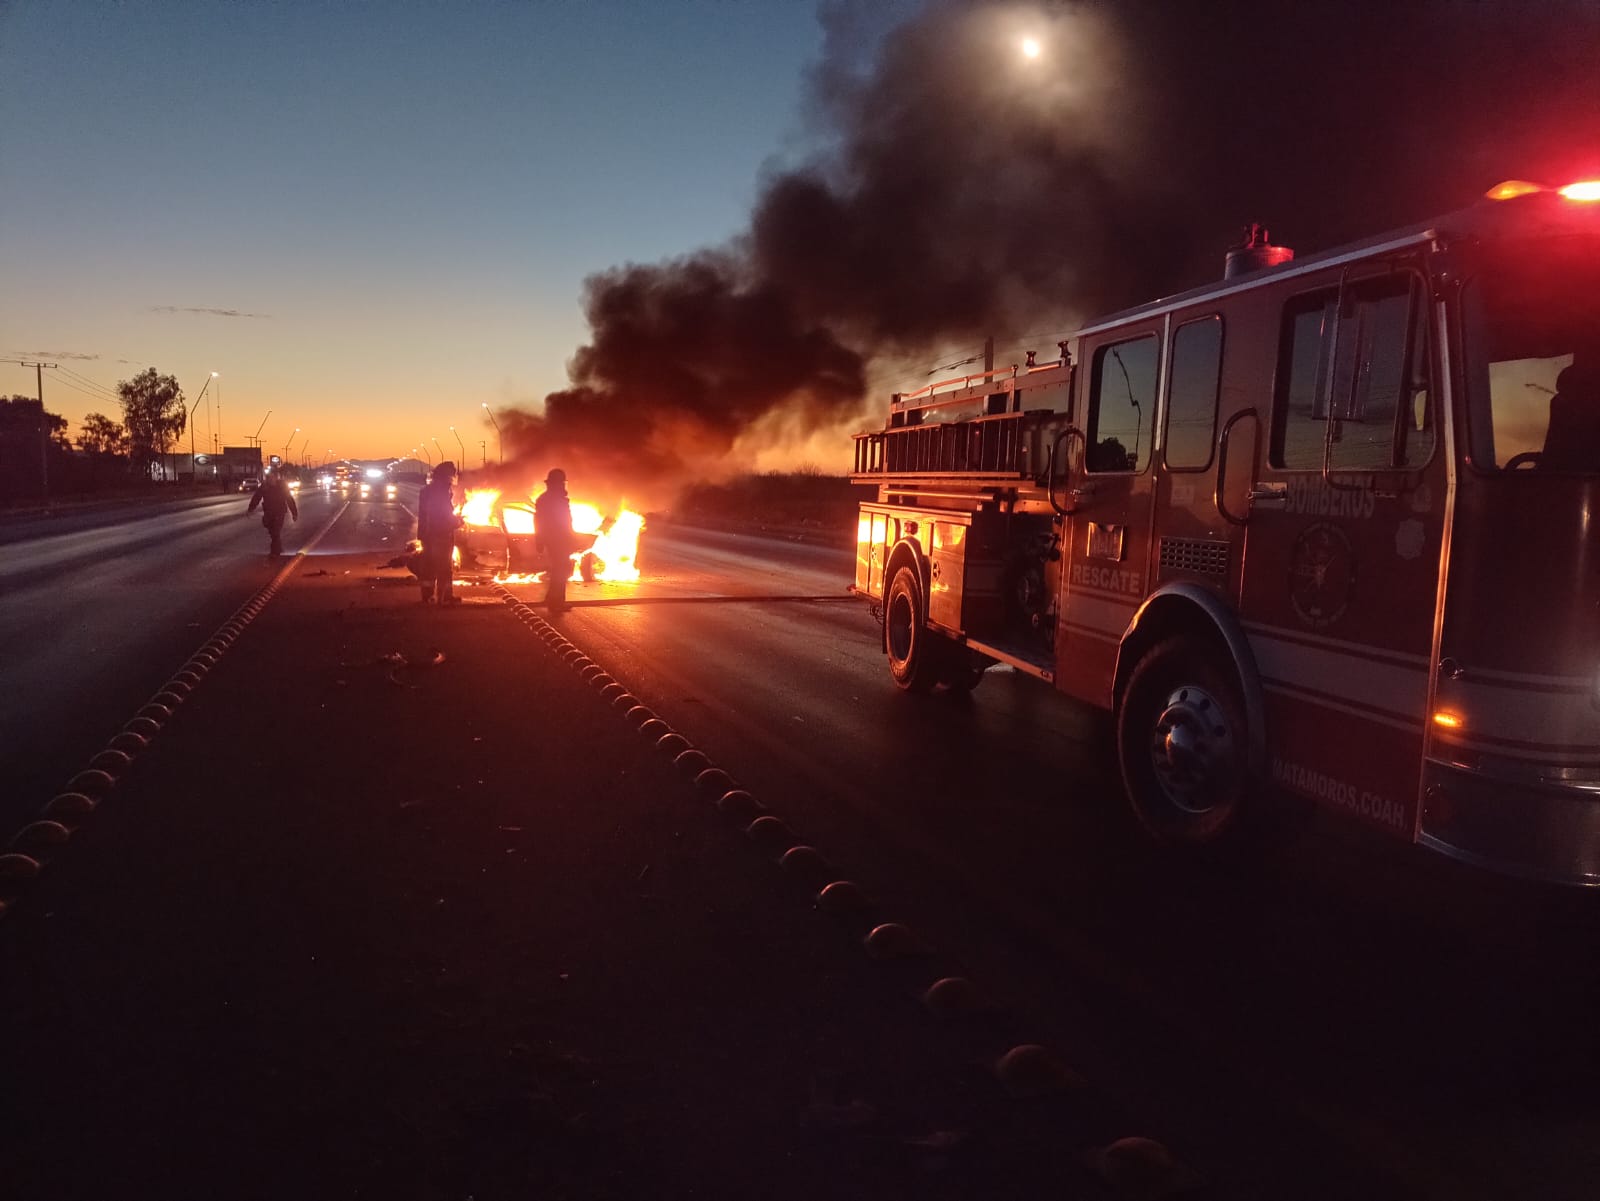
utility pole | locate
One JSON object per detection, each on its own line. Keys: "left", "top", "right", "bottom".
{"left": 4, "top": 359, "right": 57, "bottom": 497}
{"left": 482, "top": 403, "right": 502, "bottom": 463}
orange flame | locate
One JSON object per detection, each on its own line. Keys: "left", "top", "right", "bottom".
{"left": 460, "top": 488, "right": 501, "bottom": 527}
{"left": 585, "top": 510, "right": 644, "bottom": 582}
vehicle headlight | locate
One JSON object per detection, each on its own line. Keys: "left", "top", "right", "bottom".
{"left": 386, "top": 484, "right": 397, "bottom": 495}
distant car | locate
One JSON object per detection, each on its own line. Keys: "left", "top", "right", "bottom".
{"left": 238, "top": 477, "right": 260, "bottom": 492}
{"left": 357, "top": 478, "right": 399, "bottom": 502}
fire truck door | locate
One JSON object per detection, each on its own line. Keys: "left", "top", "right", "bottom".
{"left": 1055, "top": 327, "right": 1163, "bottom": 705}
{"left": 1238, "top": 269, "right": 1445, "bottom": 840}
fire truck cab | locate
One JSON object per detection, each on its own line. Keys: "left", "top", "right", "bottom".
{"left": 853, "top": 181, "right": 1600, "bottom": 884}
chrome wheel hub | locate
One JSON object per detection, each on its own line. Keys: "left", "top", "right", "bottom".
{"left": 1148, "top": 684, "right": 1234, "bottom": 814}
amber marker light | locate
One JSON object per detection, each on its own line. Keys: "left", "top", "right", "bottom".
{"left": 1558, "top": 180, "right": 1600, "bottom": 201}
{"left": 1485, "top": 180, "right": 1544, "bottom": 201}
{"left": 1432, "top": 711, "right": 1464, "bottom": 730}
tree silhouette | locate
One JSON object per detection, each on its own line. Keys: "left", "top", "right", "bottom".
{"left": 79, "top": 412, "right": 130, "bottom": 458}
{"left": 116, "top": 369, "right": 186, "bottom": 479}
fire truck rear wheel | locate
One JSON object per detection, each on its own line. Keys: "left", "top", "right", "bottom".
{"left": 885, "top": 564, "right": 939, "bottom": 693}
{"left": 1117, "top": 637, "right": 1249, "bottom": 843}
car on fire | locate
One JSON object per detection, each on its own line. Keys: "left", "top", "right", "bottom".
{"left": 454, "top": 490, "right": 644, "bottom": 582}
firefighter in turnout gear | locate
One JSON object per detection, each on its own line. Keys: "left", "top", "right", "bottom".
{"left": 416, "top": 460, "right": 462, "bottom": 604}
{"left": 246, "top": 469, "right": 298, "bottom": 557}
{"left": 535, "top": 467, "right": 575, "bottom": 612}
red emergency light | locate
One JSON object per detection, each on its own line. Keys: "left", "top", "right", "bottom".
{"left": 1486, "top": 178, "right": 1600, "bottom": 202}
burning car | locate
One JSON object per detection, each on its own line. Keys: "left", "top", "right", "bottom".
{"left": 455, "top": 488, "right": 644, "bottom": 583}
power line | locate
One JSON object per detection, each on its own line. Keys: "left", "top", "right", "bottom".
{"left": 37, "top": 375, "right": 113, "bottom": 404}
{"left": 56, "top": 365, "right": 120, "bottom": 399}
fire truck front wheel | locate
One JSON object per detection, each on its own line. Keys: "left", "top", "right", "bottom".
{"left": 885, "top": 564, "right": 940, "bottom": 692}
{"left": 1117, "top": 637, "right": 1249, "bottom": 843}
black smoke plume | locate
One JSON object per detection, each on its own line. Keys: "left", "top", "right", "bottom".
{"left": 500, "top": 0, "right": 1600, "bottom": 506}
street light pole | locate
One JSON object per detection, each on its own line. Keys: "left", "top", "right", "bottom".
{"left": 419, "top": 443, "right": 432, "bottom": 466}
{"left": 299, "top": 437, "right": 309, "bottom": 466}
{"left": 188, "top": 371, "right": 218, "bottom": 482}
{"left": 480, "top": 440, "right": 486, "bottom": 468}
{"left": 450, "top": 425, "right": 465, "bottom": 464}
{"left": 482, "top": 402, "right": 502, "bottom": 463}
{"left": 283, "top": 427, "right": 299, "bottom": 465}
{"left": 432, "top": 436, "right": 445, "bottom": 463}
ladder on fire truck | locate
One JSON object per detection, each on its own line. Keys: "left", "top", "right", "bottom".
{"left": 850, "top": 358, "right": 1072, "bottom": 504}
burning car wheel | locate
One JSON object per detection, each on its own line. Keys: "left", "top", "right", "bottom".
{"left": 1116, "top": 636, "right": 1249, "bottom": 843}
{"left": 579, "top": 551, "right": 600, "bottom": 583}
{"left": 885, "top": 563, "right": 939, "bottom": 693}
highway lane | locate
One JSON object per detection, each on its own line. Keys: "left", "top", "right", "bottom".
{"left": 0, "top": 488, "right": 413, "bottom": 831}
{"left": 503, "top": 525, "right": 1600, "bottom": 1201}
{"left": 7, "top": 505, "right": 1597, "bottom": 1197}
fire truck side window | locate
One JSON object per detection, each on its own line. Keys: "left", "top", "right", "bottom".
{"left": 1272, "top": 277, "right": 1427, "bottom": 470}
{"left": 1463, "top": 243, "right": 1600, "bottom": 473}
{"left": 1163, "top": 315, "right": 1223, "bottom": 470}
{"left": 1086, "top": 334, "right": 1158, "bottom": 473}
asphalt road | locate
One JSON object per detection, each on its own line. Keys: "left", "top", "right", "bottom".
{"left": 0, "top": 487, "right": 413, "bottom": 826}
{"left": 502, "top": 524, "right": 1600, "bottom": 1201}
{"left": 4, "top": 500, "right": 1598, "bottom": 1198}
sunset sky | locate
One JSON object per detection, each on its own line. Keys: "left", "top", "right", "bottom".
{"left": 7, "top": 1, "right": 1597, "bottom": 484}
{"left": 1, "top": 0, "right": 867, "bottom": 467}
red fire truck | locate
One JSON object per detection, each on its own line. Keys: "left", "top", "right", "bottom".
{"left": 853, "top": 179, "right": 1600, "bottom": 884}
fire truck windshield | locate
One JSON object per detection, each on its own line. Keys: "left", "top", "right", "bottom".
{"left": 1465, "top": 236, "right": 1600, "bottom": 474}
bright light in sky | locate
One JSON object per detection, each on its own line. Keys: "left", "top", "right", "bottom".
{"left": 0, "top": 0, "right": 831, "bottom": 460}
{"left": 1020, "top": 36, "right": 1041, "bottom": 59}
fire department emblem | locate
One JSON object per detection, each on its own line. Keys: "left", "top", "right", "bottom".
{"left": 1289, "top": 523, "right": 1355, "bottom": 629}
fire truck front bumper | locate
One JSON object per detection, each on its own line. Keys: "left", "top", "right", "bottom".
{"left": 1420, "top": 760, "right": 1600, "bottom": 886}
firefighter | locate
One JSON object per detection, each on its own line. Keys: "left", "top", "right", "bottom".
{"left": 416, "top": 460, "right": 463, "bottom": 604}
{"left": 535, "top": 467, "right": 575, "bottom": 612}
{"left": 1541, "top": 350, "right": 1600, "bottom": 471}
{"left": 246, "top": 468, "right": 298, "bottom": 557}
